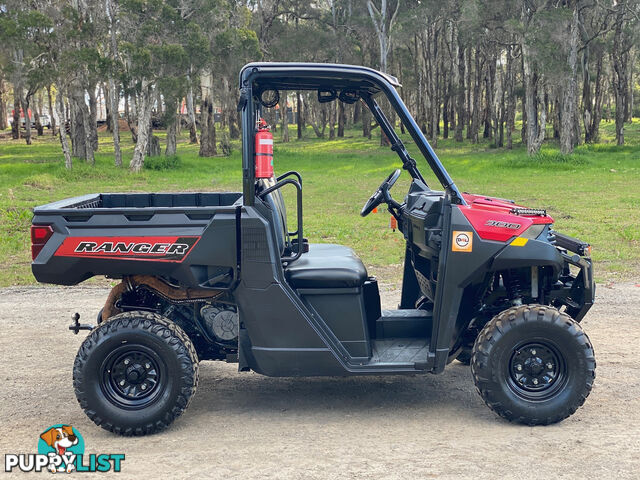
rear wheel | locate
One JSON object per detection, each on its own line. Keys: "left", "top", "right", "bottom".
{"left": 73, "top": 311, "right": 198, "bottom": 436}
{"left": 471, "top": 304, "right": 595, "bottom": 425}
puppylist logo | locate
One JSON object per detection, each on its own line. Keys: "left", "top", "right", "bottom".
{"left": 4, "top": 424, "right": 125, "bottom": 473}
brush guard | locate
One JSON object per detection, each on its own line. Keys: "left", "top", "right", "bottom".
{"left": 549, "top": 233, "right": 595, "bottom": 322}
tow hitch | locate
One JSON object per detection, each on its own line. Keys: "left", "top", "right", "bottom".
{"left": 69, "top": 313, "right": 94, "bottom": 335}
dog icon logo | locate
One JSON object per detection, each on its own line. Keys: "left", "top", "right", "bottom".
{"left": 4, "top": 424, "right": 124, "bottom": 473}
{"left": 38, "top": 424, "right": 84, "bottom": 473}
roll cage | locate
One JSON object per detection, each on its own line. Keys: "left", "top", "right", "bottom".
{"left": 238, "top": 62, "right": 466, "bottom": 207}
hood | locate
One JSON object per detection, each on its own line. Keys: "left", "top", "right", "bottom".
{"left": 459, "top": 193, "right": 553, "bottom": 242}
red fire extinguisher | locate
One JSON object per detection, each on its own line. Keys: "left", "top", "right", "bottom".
{"left": 255, "top": 118, "right": 274, "bottom": 178}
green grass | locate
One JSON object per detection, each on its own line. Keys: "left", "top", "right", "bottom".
{"left": 1, "top": 118, "right": 639, "bottom": 287}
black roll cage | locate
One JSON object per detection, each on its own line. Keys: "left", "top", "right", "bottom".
{"left": 239, "top": 62, "right": 466, "bottom": 207}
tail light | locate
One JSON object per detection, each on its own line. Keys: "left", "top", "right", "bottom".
{"left": 31, "top": 225, "right": 54, "bottom": 260}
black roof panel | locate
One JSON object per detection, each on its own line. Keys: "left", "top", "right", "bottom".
{"left": 239, "top": 62, "right": 401, "bottom": 94}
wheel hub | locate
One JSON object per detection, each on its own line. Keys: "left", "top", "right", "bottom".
{"left": 510, "top": 343, "right": 561, "bottom": 392}
{"left": 103, "top": 348, "right": 162, "bottom": 405}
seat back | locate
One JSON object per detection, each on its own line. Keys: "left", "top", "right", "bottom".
{"left": 256, "top": 176, "right": 289, "bottom": 255}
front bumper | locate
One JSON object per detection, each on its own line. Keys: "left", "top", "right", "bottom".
{"left": 550, "top": 232, "right": 595, "bottom": 322}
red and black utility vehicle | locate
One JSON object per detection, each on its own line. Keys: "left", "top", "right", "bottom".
{"left": 32, "top": 63, "right": 596, "bottom": 435}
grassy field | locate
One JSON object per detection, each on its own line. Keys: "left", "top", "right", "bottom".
{"left": 1, "top": 119, "right": 639, "bottom": 287}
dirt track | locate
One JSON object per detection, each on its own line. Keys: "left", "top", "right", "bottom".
{"left": 1, "top": 283, "right": 639, "bottom": 479}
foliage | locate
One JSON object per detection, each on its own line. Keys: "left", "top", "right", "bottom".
{"left": 143, "top": 154, "right": 182, "bottom": 170}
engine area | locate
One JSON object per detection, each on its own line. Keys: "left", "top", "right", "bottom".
{"left": 111, "top": 277, "right": 239, "bottom": 361}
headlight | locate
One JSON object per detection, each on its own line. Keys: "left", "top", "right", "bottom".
{"left": 520, "top": 224, "right": 546, "bottom": 239}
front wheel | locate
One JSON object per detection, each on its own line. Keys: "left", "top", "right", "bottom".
{"left": 471, "top": 305, "right": 595, "bottom": 425}
{"left": 73, "top": 311, "right": 199, "bottom": 436}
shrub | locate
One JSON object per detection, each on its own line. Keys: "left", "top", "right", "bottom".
{"left": 143, "top": 155, "right": 181, "bottom": 170}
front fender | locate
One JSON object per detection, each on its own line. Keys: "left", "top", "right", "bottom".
{"left": 490, "top": 238, "right": 564, "bottom": 273}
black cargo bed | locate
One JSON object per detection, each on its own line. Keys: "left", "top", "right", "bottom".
{"left": 31, "top": 192, "right": 243, "bottom": 287}
{"left": 34, "top": 192, "right": 242, "bottom": 212}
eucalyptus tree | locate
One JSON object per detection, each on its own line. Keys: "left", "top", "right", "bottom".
{"left": 0, "top": 0, "right": 53, "bottom": 144}
{"left": 119, "top": 0, "right": 207, "bottom": 169}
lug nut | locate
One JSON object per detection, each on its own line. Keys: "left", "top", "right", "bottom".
{"left": 124, "top": 358, "right": 130, "bottom": 365}
{"left": 530, "top": 349, "right": 537, "bottom": 355}
{"left": 141, "top": 384, "right": 147, "bottom": 390}
{"left": 547, "top": 363, "right": 553, "bottom": 369}
{"left": 145, "top": 363, "right": 150, "bottom": 369}
{"left": 516, "top": 364, "right": 523, "bottom": 371}
{"left": 120, "top": 380, "right": 125, "bottom": 386}
{"left": 533, "top": 378, "right": 539, "bottom": 385}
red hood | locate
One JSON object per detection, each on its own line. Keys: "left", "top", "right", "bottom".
{"left": 459, "top": 193, "right": 553, "bottom": 242}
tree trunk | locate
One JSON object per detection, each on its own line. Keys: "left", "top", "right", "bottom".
{"left": 560, "top": 5, "right": 579, "bottom": 154}
{"left": 353, "top": 101, "right": 361, "bottom": 125}
{"left": 309, "top": 105, "right": 324, "bottom": 138}
{"left": 165, "top": 99, "right": 178, "bottom": 156}
{"left": 362, "top": 103, "right": 371, "bottom": 139}
{"left": 523, "top": 43, "right": 545, "bottom": 155}
{"left": 281, "top": 90, "right": 290, "bottom": 142}
{"left": 612, "top": 3, "right": 630, "bottom": 146}
{"left": 483, "top": 53, "right": 493, "bottom": 140}
{"left": 186, "top": 80, "right": 198, "bottom": 144}
{"left": 465, "top": 47, "right": 472, "bottom": 139}
{"left": 229, "top": 111, "right": 240, "bottom": 139}
{"left": 627, "top": 66, "right": 634, "bottom": 122}
{"left": 88, "top": 84, "right": 98, "bottom": 151}
{"left": 130, "top": 79, "right": 152, "bottom": 172}
{"left": 505, "top": 45, "right": 515, "bottom": 149}
{"left": 56, "top": 89, "right": 72, "bottom": 169}
{"left": 104, "top": 83, "right": 112, "bottom": 133}
{"left": 586, "top": 55, "right": 604, "bottom": 143}
{"left": 108, "top": 78, "right": 122, "bottom": 166}
{"left": 166, "top": 118, "right": 177, "bottom": 156}
{"left": 455, "top": 41, "right": 465, "bottom": 142}
{"left": 199, "top": 72, "right": 217, "bottom": 157}
{"left": 11, "top": 49, "right": 25, "bottom": 141}
{"left": 22, "top": 91, "right": 32, "bottom": 145}
{"left": 0, "top": 79, "right": 7, "bottom": 131}
{"left": 46, "top": 85, "right": 57, "bottom": 136}
{"left": 338, "top": 100, "right": 345, "bottom": 137}
{"left": 33, "top": 93, "right": 44, "bottom": 136}
{"left": 492, "top": 53, "right": 504, "bottom": 147}
{"left": 469, "top": 49, "right": 483, "bottom": 144}
{"left": 147, "top": 124, "right": 161, "bottom": 157}
{"left": 11, "top": 89, "right": 21, "bottom": 140}
{"left": 328, "top": 101, "right": 336, "bottom": 140}
{"left": 296, "top": 92, "right": 303, "bottom": 139}
{"left": 70, "top": 83, "right": 94, "bottom": 164}
{"left": 128, "top": 93, "right": 138, "bottom": 143}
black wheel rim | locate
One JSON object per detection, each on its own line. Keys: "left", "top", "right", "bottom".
{"left": 507, "top": 341, "right": 567, "bottom": 401}
{"left": 100, "top": 345, "right": 167, "bottom": 410}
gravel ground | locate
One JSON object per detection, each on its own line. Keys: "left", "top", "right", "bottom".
{"left": 1, "top": 283, "right": 639, "bottom": 479}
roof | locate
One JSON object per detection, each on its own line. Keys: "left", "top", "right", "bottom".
{"left": 239, "top": 62, "right": 401, "bottom": 95}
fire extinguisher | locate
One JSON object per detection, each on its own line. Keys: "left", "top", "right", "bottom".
{"left": 255, "top": 118, "right": 274, "bottom": 178}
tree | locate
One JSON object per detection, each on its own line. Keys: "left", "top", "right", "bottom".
{"left": 610, "top": 0, "right": 638, "bottom": 145}
{"left": 106, "top": 0, "right": 122, "bottom": 166}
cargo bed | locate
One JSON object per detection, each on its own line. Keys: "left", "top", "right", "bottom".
{"left": 32, "top": 192, "right": 243, "bottom": 287}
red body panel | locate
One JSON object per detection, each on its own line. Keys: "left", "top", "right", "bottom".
{"left": 459, "top": 193, "right": 553, "bottom": 242}
{"left": 55, "top": 236, "right": 200, "bottom": 262}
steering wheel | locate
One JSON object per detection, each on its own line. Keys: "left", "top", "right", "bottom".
{"left": 360, "top": 169, "right": 402, "bottom": 217}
